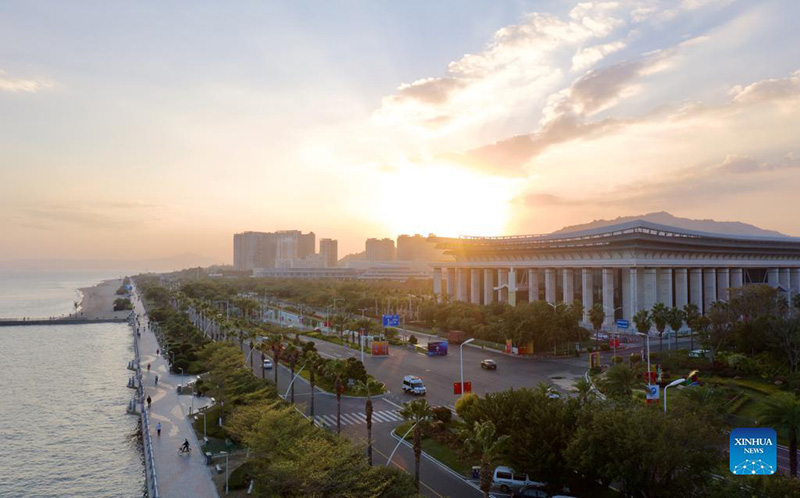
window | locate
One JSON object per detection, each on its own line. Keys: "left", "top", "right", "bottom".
{"left": 496, "top": 472, "right": 512, "bottom": 480}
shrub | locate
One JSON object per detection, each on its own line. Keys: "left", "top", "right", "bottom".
{"left": 630, "top": 353, "right": 642, "bottom": 364}
{"left": 408, "top": 335, "right": 418, "bottom": 345}
{"left": 432, "top": 406, "right": 453, "bottom": 425}
{"left": 612, "top": 356, "right": 624, "bottom": 364}
{"left": 455, "top": 392, "right": 480, "bottom": 427}
{"left": 228, "top": 461, "right": 257, "bottom": 490}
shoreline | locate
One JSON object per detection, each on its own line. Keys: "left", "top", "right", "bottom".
{"left": 76, "top": 278, "right": 132, "bottom": 321}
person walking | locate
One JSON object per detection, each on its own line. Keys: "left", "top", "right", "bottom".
{"left": 146, "top": 395, "right": 152, "bottom": 409}
{"left": 154, "top": 375, "right": 159, "bottom": 386}
{"left": 147, "top": 363, "right": 151, "bottom": 372}
{"left": 156, "top": 422, "right": 161, "bottom": 437}
{"left": 156, "top": 348, "right": 159, "bottom": 355}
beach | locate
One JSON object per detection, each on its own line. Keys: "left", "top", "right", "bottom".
{"left": 78, "top": 278, "right": 132, "bottom": 320}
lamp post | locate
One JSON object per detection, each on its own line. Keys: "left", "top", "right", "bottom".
{"left": 358, "top": 308, "right": 369, "bottom": 363}
{"left": 284, "top": 365, "right": 306, "bottom": 400}
{"left": 460, "top": 338, "right": 475, "bottom": 396}
{"left": 387, "top": 421, "right": 420, "bottom": 466}
{"left": 664, "top": 378, "right": 686, "bottom": 413}
{"left": 636, "top": 332, "right": 651, "bottom": 381}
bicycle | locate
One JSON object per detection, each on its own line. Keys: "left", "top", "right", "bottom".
{"left": 178, "top": 446, "right": 192, "bottom": 456}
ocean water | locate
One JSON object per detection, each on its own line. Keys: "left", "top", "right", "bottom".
{"left": 0, "top": 272, "right": 144, "bottom": 497}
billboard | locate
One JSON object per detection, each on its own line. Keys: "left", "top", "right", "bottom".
{"left": 371, "top": 341, "right": 389, "bottom": 356}
{"left": 427, "top": 341, "right": 448, "bottom": 356}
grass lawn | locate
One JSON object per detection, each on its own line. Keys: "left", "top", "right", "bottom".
{"left": 394, "top": 422, "right": 474, "bottom": 476}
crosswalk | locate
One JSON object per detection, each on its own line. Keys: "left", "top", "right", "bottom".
{"left": 312, "top": 404, "right": 458, "bottom": 429}
{"left": 313, "top": 410, "right": 403, "bottom": 428}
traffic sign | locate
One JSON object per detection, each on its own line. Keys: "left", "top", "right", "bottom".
{"left": 645, "top": 384, "right": 660, "bottom": 400}
{"left": 382, "top": 314, "right": 400, "bottom": 327}
{"left": 454, "top": 381, "right": 472, "bottom": 395}
{"left": 616, "top": 319, "right": 629, "bottom": 329}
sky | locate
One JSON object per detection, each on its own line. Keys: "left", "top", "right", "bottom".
{"left": 1, "top": 0, "right": 799, "bottom": 265}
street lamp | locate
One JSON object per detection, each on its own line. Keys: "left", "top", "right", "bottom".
{"left": 459, "top": 338, "right": 475, "bottom": 397}
{"left": 636, "top": 332, "right": 651, "bottom": 380}
{"left": 387, "top": 420, "right": 420, "bottom": 467}
{"left": 664, "top": 378, "right": 686, "bottom": 413}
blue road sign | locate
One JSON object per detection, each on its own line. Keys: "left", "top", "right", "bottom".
{"left": 616, "top": 319, "right": 629, "bottom": 329}
{"left": 382, "top": 314, "right": 400, "bottom": 327}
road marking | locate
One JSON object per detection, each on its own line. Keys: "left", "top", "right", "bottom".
{"left": 372, "top": 411, "right": 392, "bottom": 423}
{"left": 382, "top": 398, "right": 404, "bottom": 409}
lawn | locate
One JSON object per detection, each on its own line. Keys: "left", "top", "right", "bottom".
{"left": 394, "top": 421, "right": 475, "bottom": 476}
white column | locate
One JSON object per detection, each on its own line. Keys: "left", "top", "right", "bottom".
{"left": 528, "top": 269, "right": 539, "bottom": 303}
{"left": 792, "top": 268, "right": 800, "bottom": 293}
{"left": 433, "top": 267, "right": 442, "bottom": 303}
{"left": 563, "top": 268, "right": 574, "bottom": 304}
{"left": 658, "top": 268, "right": 673, "bottom": 307}
{"left": 498, "top": 269, "right": 508, "bottom": 303}
{"left": 470, "top": 269, "right": 481, "bottom": 305}
{"left": 690, "top": 268, "right": 703, "bottom": 311}
{"left": 768, "top": 268, "right": 780, "bottom": 287}
{"left": 446, "top": 268, "right": 456, "bottom": 300}
{"left": 703, "top": 268, "right": 717, "bottom": 311}
{"left": 717, "top": 268, "right": 730, "bottom": 301}
{"left": 730, "top": 268, "right": 743, "bottom": 289}
{"left": 508, "top": 268, "right": 517, "bottom": 307}
{"left": 643, "top": 268, "right": 657, "bottom": 310}
{"left": 582, "top": 268, "right": 593, "bottom": 323}
{"left": 484, "top": 269, "right": 495, "bottom": 304}
{"left": 545, "top": 268, "right": 557, "bottom": 304}
{"left": 456, "top": 268, "right": 467, "bottom": 302}
{"left": 780, "top": 268, "right": 791, "bottom": 290}
{"left": 628, "top": 268, "right": 638, "bottom": 320}
{"left": 675, "top": 268, "right": 688, "bottom": 309}
{"left": 602, "top": 268, "right": 615, "bottom": 326}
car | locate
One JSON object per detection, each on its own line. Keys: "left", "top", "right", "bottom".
{"left": 263, "top": 358, "right": 273, "bottom": 369}
{"left": 481, "top": 359, "right": 497, "bottom": 370}
{"left": 595, "top": 332, "right": 609, "bottom": 340}
{"left": 493, "top": 466, "right": 546, "bottom": 493}
{"left": 402, "top": 375, "right": 427, "bottom": 395}
{"left": 512, "top": 485, "right": 548, "bottom": 498}
{"left": 688, "top": 349, "right": 709, "bottom": 358}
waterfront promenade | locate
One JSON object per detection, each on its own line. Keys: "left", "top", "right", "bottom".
{"left": 132, "top": 292, "right": 219, "bottom": 498}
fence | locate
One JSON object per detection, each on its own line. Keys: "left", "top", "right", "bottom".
{"left": 131, "top": 314, "right": 159, "bottom": 498}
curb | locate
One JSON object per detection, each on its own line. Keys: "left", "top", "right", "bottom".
{"left": 585, "top": 369, "right": 607, "bottom": 401}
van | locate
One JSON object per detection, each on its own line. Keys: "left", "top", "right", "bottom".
{"left": 492, "top": 466, "right": 545, "bottom": 493}
{"left": 402, "top": 375, "right": 427, "bottom": 395}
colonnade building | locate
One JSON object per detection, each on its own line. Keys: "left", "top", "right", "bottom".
{"left": 430, "top": 220, "right": 800, "bottom": 327}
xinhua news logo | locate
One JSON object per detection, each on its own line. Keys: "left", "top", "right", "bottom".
{"left": 730, "top": 428, "right": 777, "bottom": 475}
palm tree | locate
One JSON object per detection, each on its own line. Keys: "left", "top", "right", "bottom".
{"left": 651, "top": 303, "right": 669, "bottom": 352}
{"left": 325, "top": 359, "right": 348, "bottom": 434}
{"left": 760, "top": 394, "right": 800, "bottom": 476}
{"left": 588, "top": 303, "right": 605, "bottom": 349}
{"left": 683, "top": 303, "right": 701, "bottom": 351}
{"left": 400, "top": 398, "right": 433, "bottom": 491}
{"left": 633, "top": 309, "right": 652, "bottom": 334}
{"left": 602, "top": 363, "right": 642, "bottom": 399}
{"left": 463, "top": 421, "right": 509, "bottom": 498}
{"left": 666, "top": 307, "right": 684, "bottom": 351}
{"left": 266, "top": 333, "right": 283, "bottom": 385}
{"left": 303, "top": 351, "right": 321, "bottom": 424}
{"left": 283, "top": 344, "right": 300, "bottom": 403}
{"left": 355, "top": 377, "right": 384, "bottom": 466}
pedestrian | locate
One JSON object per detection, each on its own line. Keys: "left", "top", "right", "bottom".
{"left": 155, "top": 375, "right": 159, "bottom": 386}
{"left": 147, "top": 395, "right": 152, "bottom": 409}
{"left": 156, "top": 348, "right": 159, "bottom": 355}
{"left": 147, "top": 363, "right": 150, "bottom": 372}
{"left": 156, "top": 422, "right": 161, "bottom": 437}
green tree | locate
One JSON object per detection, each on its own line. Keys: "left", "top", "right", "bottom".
{"left": 302, "top": 351, "right": 321, "bottom": 424}
{"left": 325, "top": 359, "right": 348, "bottom": 434}
{"left": 601, "top": 363, "right": 642, "bottom": 399}
{"left": 355, "top": 377, "right": 384, "bottom": 466}
{"left": 463, "top": 420, "right": 509, "bottom": 498}
{"left": 759, "top": 394, "right": 800, "bottom": 477}
{"left": 633, "top": 309, "right": 652, "bottom": 335}
{"left": 266, "top": 333, "right": 283, "bottom": 385}
{"left": 666, "top": 307, "right": 685, "bottom": 351}
{"left": 651, "top": 303, "right": 669, "bottom": 352}
{"left": 400, "top": 398, "right": 433, "bottom": 491}
{"left": 683, "top": 303, "right": 701, "bottom": 351}
{"left": 283, "top": 344, "right": 301, "bottom": 403}
{"left": 706, "top": 301, "right": 735, "bottom": 362}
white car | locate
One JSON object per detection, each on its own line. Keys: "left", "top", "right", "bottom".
{"left": 688, "top": 349, "right": 709, "bottom": 359}
{"left": 263, "top": 358, "right": 273, "bottom": 370}
{"left": 492, "top": 466, "right": 545, "bottom": 493}
{"left": 402, "top": 375, "right": 427, "bottom": 395}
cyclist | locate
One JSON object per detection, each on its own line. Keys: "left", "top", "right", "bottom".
{"left": 180, "top": 439, "right": 190, "bottom": 453}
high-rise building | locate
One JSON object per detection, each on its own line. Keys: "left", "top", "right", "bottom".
{"left": 319, "top": 238, "right": 338, "bottom": 268}
{"left": 365, "top": 238, "right": 396, "bottom": 261}
{"left": 397, "top": 234, "right": 442, "bottom": 260}
{"left": 233, "top": 230, "right": 315, "bottom": 271}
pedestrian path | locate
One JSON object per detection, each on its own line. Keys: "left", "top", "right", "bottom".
{"left": 132, "top": 289, "right": 219, "bottom": 498}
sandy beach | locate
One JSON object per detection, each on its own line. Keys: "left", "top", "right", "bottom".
{"left": 78, "top": 278, "right": 131, "bottom": 320}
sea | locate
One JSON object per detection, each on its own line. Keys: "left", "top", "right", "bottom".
{"left": 0, "top": 271, "right": 145, "bottom": 497}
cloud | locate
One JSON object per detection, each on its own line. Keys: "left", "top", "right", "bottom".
{"left": 15, "top": 201, "right": 161, "bottom": 230}
{"left": 729, "top": 70, "right": 800, "bottom": 104}
{"left": 572, "top": 41, "right": 627, "bottom": 71}
{"left": 0, "top": 70, "right": 53, "bottom": 93}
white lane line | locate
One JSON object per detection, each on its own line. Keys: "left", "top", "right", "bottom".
{"left": 372, "top": 412, "right": 392, "bottom": 423}
{"left": 321, "top": 414, "right": 337, "bottom": 426}
{"left": 383, "top": 411, "right": 402, "bottom": 421}
{"left": 341, "top": 413, "right": 361, "bottom": 425}
{"left": 382, "top": 398, "right": 404, "bottom": 410}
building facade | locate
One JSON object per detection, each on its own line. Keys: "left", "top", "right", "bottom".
{"left": 430, "top": 220, "right": 800, "bottom": 327}
{"left": 366, "top": 238, "right": 396, "bottom": 261}
{"left": 319, "top": 238, "right": 338, "bottom": 268}
{"left": 233, "top": 229, "right": 315, "bottom": 271}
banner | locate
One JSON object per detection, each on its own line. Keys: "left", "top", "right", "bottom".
{"left": 371, "top": 341, "right": 389, "bottom": 356}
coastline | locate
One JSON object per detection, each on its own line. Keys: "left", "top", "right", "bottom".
{"left": 78, "top": 278, "right": 132, "bottom": 321}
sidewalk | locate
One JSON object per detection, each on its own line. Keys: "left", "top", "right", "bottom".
{"left": 134, "top": 294, "right": 219, "bottom": 498}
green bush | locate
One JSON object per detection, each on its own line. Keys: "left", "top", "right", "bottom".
{"left": 432, "top": 406, "right": 452, "bottom": 425}
{"left": 630, "top": 353, "right": 642, "bottom": 364}
{"left": 612, "top": 356, "right": 624, "bottom": 364}
{"left": 228, "top": 461, "right": 257, "bottom": 490}
{"left": 586, "top": 346, "right": 594, "bottom": 353}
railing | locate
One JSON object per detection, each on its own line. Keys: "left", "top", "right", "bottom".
{"left": 131, "top": 314, "right": 159, "bottom": 498}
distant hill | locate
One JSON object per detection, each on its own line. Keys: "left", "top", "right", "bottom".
{"left": 554, "top": 211, "right": 788, "bottom": 238}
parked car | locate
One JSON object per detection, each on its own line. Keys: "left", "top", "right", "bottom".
{"left": 481, "top": 359, "right": 497, "bottom": 370}
{"left": 688, "top": 349, "right": 709, "bottom": 358}
{"left": 263, "top": 358, "right": 273, "bottom": 369}
{"left": 493, "top": 466, "right": 545, "bottom": 493}
{"left": 512, "top": 485, "right": 548, "bottom": 498}
{"left": 402, "top": 375, "right": 427, "bottom": 395}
